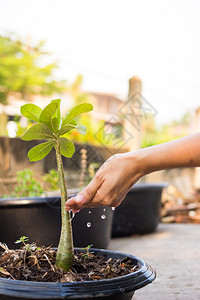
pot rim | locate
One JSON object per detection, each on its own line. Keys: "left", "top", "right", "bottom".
{"left": 0, "top": 193, "right": 78, "bottom": 206}
{"left": 0, "top": 196, "right": 62, "bottom": 206}
{"left": 0, "top": 189, "right": 79, "bottom": 207}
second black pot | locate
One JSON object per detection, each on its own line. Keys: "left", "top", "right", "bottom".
{"left": 0, "top": 196, "right": 113, "bottom": 249}
{"left": 112, "top": 183, "right": 167, "bottom": 237}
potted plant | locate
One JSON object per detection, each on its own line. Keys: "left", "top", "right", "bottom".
{"left": 112, "top": 182, "right": 167, "bottom": 237}
{"left": 0, "top": 99, "right": 156, "bottom": 299}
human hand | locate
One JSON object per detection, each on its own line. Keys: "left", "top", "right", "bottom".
{"left": 65, "top": 152, "right": 142, "bottom": 213}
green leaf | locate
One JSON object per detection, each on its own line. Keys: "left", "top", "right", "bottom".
{"left": 62, "top": 103, "right": 93, "bottom": 126}
{"left": 62, "top": 113, "right": 77, "bottom": 126}
{"left": 52, "top": 99, "right": 61, "bottom": 127}
{"left": 28, "top": 141, "right": 55, "bottom": 162}
{"left": 60, "top": 137, "right": 75, "bottom": 158}
{"left": 52, "top": 117, "right": 59, "bottom": 132}
{"left": 76, "top": 124, "right": 87, "bottom": 135}
{"left": 58, "top": 124, "right": 76, "bottom": 136}
{"left": 20, "top": 104, "right": 42, "bottom": 122}
{"left": 62, "top": 114, "right": 77, "bottom": 126}
{"left": 21, "top": 124, "right": 55, "bottom": 141}
{"left": 69, "top": 119, "right": 77, "bottom": 126}
{"left": 39, "top": 101, "right": 58, "bottom": 132}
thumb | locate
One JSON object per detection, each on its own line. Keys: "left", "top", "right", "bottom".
{"left": 65, "top": 175, "right": 102, "bottom": 208}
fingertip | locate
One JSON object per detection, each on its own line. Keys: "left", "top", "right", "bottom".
{"left": 68, "top": 193, "right": 86, "bottom": 205}
{"left": 66, "top": 197, "right": 74, "bottom": 205}
{"left": 65, "top": 201, "right": 72, "bottom": 211}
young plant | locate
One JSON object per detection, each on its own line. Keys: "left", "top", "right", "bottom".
{"left": 43, "top": 169, "right": 60, "bottom": 191}
{"left": 15, "top": 236, "right": 40, "bottom": 251}
{"left": 15, "top": 236, "right": 29, "bottom": 247}
{"left": 80, "top": 244, "right": 94, "bottom": 260}
{"left": 20, "top": 99, "right": 93, "bottom": 271}
{"left": 2, "top": 169, "right": 43, "bottom": 198}
{"left": 14, "top": 169, "right": 43, "bottom": 197}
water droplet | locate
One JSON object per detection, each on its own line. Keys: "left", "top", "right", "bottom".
{"left": 88, "top": 211, "right": 91, "bottom": 214}
{"left": 87, "top": 222, "right": 92, "bottom": 227}
{"left": 112, "top": 207, "right": 116, "bottom": 211}
{"left": 103, "top": 208, "right": 106, "bottom": 212}
{"left": 70, "top": 212, "right": 75, "bottom": 221}
{"left": 101, "top": 215, "right": 106, "bottom": 220}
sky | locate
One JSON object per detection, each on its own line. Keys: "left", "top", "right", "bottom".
{"left": 1, "top": 0, "right": 200, "bottom": 125}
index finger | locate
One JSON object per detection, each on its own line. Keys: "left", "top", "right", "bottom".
{"left": 65, "top": 173, "right": 102, "bottom": 210}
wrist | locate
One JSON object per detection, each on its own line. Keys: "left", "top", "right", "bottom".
{"left": 127, "top": 147, "right": 155, "bottom": 178}
{"left": 119, "top": 150, "right": 147, "bottom": 183}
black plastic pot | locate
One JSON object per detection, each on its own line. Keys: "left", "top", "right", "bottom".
{"left": 0, "top": 248, "right": 156, "bottom": 300}
{"left": 0, "top": 196, "right": 113, "bottom": 249}
{"left": 112, "top": 183, "right": 167, "bottom": 237}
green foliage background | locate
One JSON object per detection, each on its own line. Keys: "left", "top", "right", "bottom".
{"left": 0, "top": 35, "right": 66, "bottom": 103}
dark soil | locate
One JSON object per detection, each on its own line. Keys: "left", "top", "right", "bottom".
{"left": 0, "top": 243, "right": 138, "bottom": 282}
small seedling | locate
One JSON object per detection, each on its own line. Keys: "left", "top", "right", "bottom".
{"left": 15, "top": 236, "right": 40, "bottom": 252}
{"left": 20, "top": 99, "right": 93, "bottom": 271}
{"left": 15, "top": 236, "right": 29, "bottom": 246}
{"left": 80, "top": 244, "right": 94, "bottom": 259}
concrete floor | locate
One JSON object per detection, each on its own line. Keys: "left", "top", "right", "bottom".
{"left": 109, "top": 223, "right": 200, "bottom": 300}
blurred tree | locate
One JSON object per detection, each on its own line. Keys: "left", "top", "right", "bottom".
{"left": 0, "top": 35, "right": 66, "bottom": 103}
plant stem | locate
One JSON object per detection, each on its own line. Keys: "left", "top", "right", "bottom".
{"left": 55, "top": 138, "right": 74, "bottom": 271}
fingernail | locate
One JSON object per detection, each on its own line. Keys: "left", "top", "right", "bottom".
{"left": 75, "top": 194, "right": 84, "bottom": 203}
